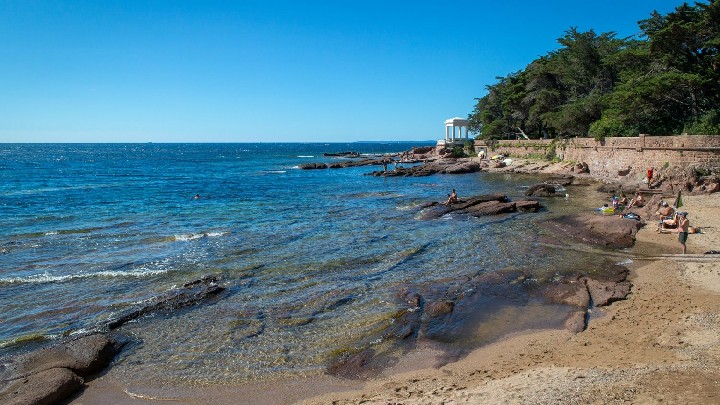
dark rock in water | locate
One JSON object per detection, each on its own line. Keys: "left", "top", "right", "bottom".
{"left": 544, "top": 214, "right": 641, "bottom": 249}
{"left": 425, "top": 300, "right": 454, "bottom": 317}
{"left": 453, "top": 193, "right": 509, "bottom": 209}
{"left": 515, "top": 200, "right": 541, "bottom": 212}
{"left": 0, "top": 368, "right": 83, "bottom": 405}
{"left": 416, "top": 205, "right": 453, "bottom": 220}
{"left": 326, "top": 348, "right": 378, "bottom": 379}
{"left": 0, "top": 333, "right": 124, "bottom": 405}
{"left": 327, "top": 159, "right": 382, "bottom": 169}
{"left": 463, "top": 201, "right": 516, "bottom": 216}
{"left": 444, "top": 161, "right": 481, "bottom": 174}
{"left": 298, "top": 163, "right": 328, "bottom": 169}
{"left": 323, "top": 151, "right": 360, "bottom": 157}
{"left": 564, "top": 310, "right": 587, "bottom": 333}
{"left": 418, "top": 193, "right": 541, "bottom": 219}
{"left": 106, "top": 275, "right": 224, "bottom": 330}
{"left": 0, "top": 333, "right": 124, "bottom": 381}
{"left": 525, "top": 183, "right": 556, "bottom": 197}
{"left": 228, "top": 311, "right": 266, "bottom": 340}
{"left": 273, "top": 288, "right": 355, "bottom": 328}
{"left": 584, "top": 279, "right": 632, "bottom": 306}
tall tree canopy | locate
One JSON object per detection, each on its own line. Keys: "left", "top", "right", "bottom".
{"left": 469, "top": 0, "right": 720, "bottom": 139}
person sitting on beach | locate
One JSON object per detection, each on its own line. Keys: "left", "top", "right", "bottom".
{"left": 656, "top": 202, "right": 676, "bottom": 231}
{"left": 674, "top": 212, "right": 690, "bottom": 254}
{"left": 626, "top": 192, "right": 645, "bottom": 209}
{"left": 618, "top": 194, "right": 628, "bottom": 206}
{"left": 445, "top": 189, "right": 458, "bottom": 205}
{"left": 655, "top": 201, "right": 674, "bottom": 218}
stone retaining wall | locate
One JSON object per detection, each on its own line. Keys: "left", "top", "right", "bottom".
{"left": 475, "top": 135, "right": 720, "bottom": 179}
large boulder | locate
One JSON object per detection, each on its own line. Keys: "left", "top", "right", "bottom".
{"left": 0, "top": 368, "right": 83, "bottom": 405}
{"left": 443, "top": 161, "right": 481, "bottom": 174}
{"left": 525, "top": 183, "right": 557, "bottom": 197}
{"left": 0, "top": 334, "right": 123, "bottom": 382}
{"left": 584, "top": 279, "right": 632, "bottom": 306}
{"left": 463, "top": 201, "right": 517, "bottom": 216}
{"left": 0, "top": 334, "right": 124, "bottom": 405}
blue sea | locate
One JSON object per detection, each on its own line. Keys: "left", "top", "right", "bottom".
{"left": 0, "top": 143, "right": 607, "bottom": 385}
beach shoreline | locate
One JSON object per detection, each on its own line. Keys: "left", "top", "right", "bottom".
{"left": 65, "top": 179, "right": 720, "bottom": 404}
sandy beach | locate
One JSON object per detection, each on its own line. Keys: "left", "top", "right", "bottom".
{"left": 66, "top": 193, "right": 720, "bottom": 405}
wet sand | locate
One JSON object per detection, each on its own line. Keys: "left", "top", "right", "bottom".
{"left": 72, "top": 194, "right": 720, "bottom": 404}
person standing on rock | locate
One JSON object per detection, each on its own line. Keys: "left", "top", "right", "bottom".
{"left": 675, "top": 212, "right": 690, "bottom": 254}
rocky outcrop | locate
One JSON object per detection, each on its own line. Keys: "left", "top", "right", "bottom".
{"left": 325, "top": 262, "right": 632, "bottom": 379}
{"left": 418, "top": 194, "right": 541, "bottom": 220}
{"left": 585, "top": 279, "right": 633, "bottom": 306}
{"left": 0, "top": 333, "right": 124, "bottom": 405}
{"left": 366, "top": 159, "right": 482, "bottom": 177}
{"left": 538, "top": 263, "right": 632, "bottom": 332}
{"left": 323, "top": 151, "right": 360, "bottom": 158}
{"left": 105, "top": 275, "right": 224, "bottom": 329}
{"left": 298, "top": 162, "right": 328, "bottom": 169}
{"left": 525, "top": 183, "right": 557, "bottom": 197}
{"left": 544, "top": 213, "right": 642, "bottom": 248}
{"left": 299, "top": 159, "right": 385, "bottom": 170}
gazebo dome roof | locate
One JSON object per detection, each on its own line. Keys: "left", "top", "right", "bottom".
{"left": 445, "top": 117, "right": 468, "bottom": 125}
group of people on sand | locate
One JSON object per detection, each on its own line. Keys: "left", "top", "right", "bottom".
{"left": 599, "top": 191, "right": 644, "bottom": 214}
{"left": 598, "top": 190, "right": 692, "bottom": 254}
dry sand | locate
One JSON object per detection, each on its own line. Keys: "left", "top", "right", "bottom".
{"left": 72, "top": 194, "right": 720, "bottom": 404}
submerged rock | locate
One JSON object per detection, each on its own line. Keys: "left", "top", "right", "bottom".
{"left": 106, "top": 275, "right": 225, "bottom": 330}
{"left": 326, "top": 348, "right": 379, "bottom": 380}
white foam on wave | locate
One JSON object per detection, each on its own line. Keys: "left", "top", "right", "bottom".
{"left": 44, "top": 231, "right": 58, "bottom": 236}
{"left": 263, "top": 170, "right": 287, "bottom": 174}
{"left": 0, "top": 268, "right": 169, "bottom": 285}
{"left": 297, "top": 155, "right": 314, "bottom": 158}
{"left": 173, "top": 231, "right": 228, "bottom": 242}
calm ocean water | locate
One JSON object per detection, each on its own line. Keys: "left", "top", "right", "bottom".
{"left": 0, "top": 143, "right": 608, "bottom": 384}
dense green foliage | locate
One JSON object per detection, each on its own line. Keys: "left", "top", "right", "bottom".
{"left": 469, "top": 1, "right": 720, "bottom": 139}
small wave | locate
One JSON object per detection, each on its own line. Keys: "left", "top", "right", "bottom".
{"left": 297, "top": 155, "right": 314, "bottom": 158}
{"left": 616, "top": 259, "right": 633, "bottom": 266}
{"left": 262, "top": 170, "right": 287, "bottom": 174}
{"left": 0, "top": 268, "right": 169, "bottom": 285}
{"left": 174, "top": 231, "right": 228, "bottom": 242}
{"left": 44, "top": 231, "right": 58, "bottom": 236}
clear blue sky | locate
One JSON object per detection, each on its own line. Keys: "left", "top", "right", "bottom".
{"left": 0, "top": 0, "right": 685, "bottom": 143}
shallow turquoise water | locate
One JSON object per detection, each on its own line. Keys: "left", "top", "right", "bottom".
{"left": 0, "top": 143, "right": 611, "bottom": 383}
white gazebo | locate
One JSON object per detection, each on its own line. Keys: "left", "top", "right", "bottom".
{"left": 439, "top": 117, "right": 469, "bottom": 146}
